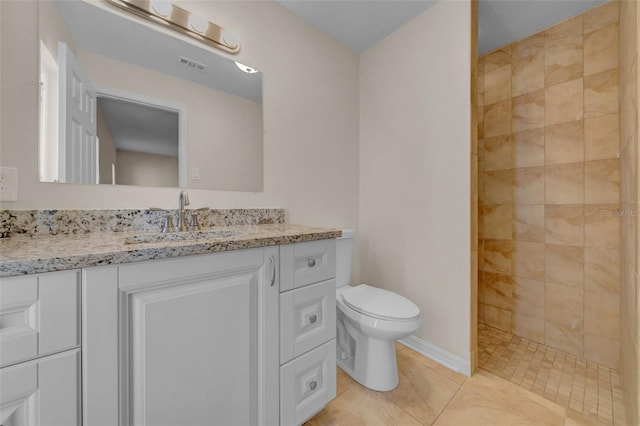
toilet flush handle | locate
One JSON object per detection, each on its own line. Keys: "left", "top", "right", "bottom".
{"left": 308, "top": 258, "right": 316, "bottom": 268}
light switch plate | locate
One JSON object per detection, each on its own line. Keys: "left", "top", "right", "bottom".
{"left": 0, "top": 167, "right": 18, "bottom": 202}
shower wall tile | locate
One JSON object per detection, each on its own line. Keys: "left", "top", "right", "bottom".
{"left": 583, "top": 22, "right": 619, "bottom": 76}
{"left": 512, "top": 89, "right": 545, "bottom": 131}
{"left": 512, "top": 241, "right": 545, "bottom": 280}
{"left": 545, "top": 15, "right": 583, "bottom": 49}
{"left": 584, "top": 113, "right": 619, "bottom": 161}
{"left": 483, "top": 135, "right": 512, "bottom": 171}
{"left": 514, "top": 167, "right": 545, "bottom": 204}
{"left": 484, "top": 64, "right": 512, "bottom": 105}
{"left": 545, "top": 162, "right": 584, "bottom": 204}
{"left": 545, "top": 79, "right": 584, "bottom": 126}
{"left": 512, "top": 128, "right": 545, "bottom": 168}
{"left": 544, "top": 244, "right": 584, "bottom": 288}
{"left": 584, "top": 159, "right": 620, "bottom": 203}
{"left": 513, "top": 204, "right": 545, "bottom": 242}
{"left": 513, "top": 277, "right": 545, "bottom": 318}
{"left": 545, "top": 282, "right": 583, "bottom": 329}
{"left": 584, "top": 204, "right": 620, "bottom": 249}
{"left": 477, "top": 1, "right": 621, "bottom": 365}
{"left": 583, "top": 0, "right": 618, "bottom": 34}
{"left": 484, "top": 170, "right": 513, "bottom": 204}
{"left": 512, "top": 33, "right": 544, "bottom": 60}
{"left": 544, "top": 36, "right": 583, "bottom": 87}
{"left": 484, "top": 99, "right": 512, "bottom": 137}
{"left": 482, "top": 205, "right": 512, "bottom": 240}
{"left": 584, "top": 68, "right": 619, "bottom": 118}
{"left": 483, "top": 46, "right": 511, "bottom": 73}
{"left": 512, "top": 313, "right": 545, "bottom": 343}
{"left": 545, "top": 205, "right": 584, "bottom": 246}
{"left": 512, "top": 51, "right": 544, "bottom": 96}
{"left": 544, "top": 120, "right": 584, "bottom": 164}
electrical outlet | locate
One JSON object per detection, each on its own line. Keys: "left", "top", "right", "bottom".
{"left": 0, "top": 167, "right": 18, "bottom": 202}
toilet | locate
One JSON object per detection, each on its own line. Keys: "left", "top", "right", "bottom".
{"left": 335, "top": 229, "right": 421, "bottom": 392}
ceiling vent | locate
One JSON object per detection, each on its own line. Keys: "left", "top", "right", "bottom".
{"left": 179, "top": 56, "right": 206, "bottom": 72}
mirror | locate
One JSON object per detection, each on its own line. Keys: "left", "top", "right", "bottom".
{"left": 38, "top": 0, "right": 263, "bottom": 191}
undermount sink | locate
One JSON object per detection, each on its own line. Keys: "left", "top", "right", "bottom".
{"left": 125, "top": 229, "right": 241, "bottom": 244}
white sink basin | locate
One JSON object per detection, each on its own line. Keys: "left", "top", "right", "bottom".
{"left": 125, "top": 229, "right": 240, "bottom": 244}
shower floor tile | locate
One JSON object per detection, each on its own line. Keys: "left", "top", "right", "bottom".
{"left": 478, "top": 323, "right": 627, "bottom": 426}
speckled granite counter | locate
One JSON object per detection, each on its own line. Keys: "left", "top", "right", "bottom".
{"left": 0, "top": 224, "right": 341, "bottom": 277}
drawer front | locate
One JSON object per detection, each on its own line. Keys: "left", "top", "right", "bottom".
{"left": 0, "top": 270, "right": 80, "bottom": 367}
{"left": 280, "top": 239, "right": 336, "bottom": 292}
{"left": 280, "top": 279, "right": 336, "bottom": 364}
{"left": 280, "top": 339, "right": 336, "bottom": 426}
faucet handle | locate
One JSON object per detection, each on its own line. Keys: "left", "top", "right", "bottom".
{"left": 150, "top": 208, "right": 175, "bottom": 233}
{"left": 189, "top": 208, "right": 209, "bottom": 231}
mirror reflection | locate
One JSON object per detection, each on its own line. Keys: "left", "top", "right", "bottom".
{"left": 39, "top": 0, "right": 263, "bottom": 191}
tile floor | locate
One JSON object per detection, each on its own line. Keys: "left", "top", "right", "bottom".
{"left": 306, "top": 332, "right": 628, "bottom": 425}
{"left": 478, "top": 324, "right": 627, "bottom": 426}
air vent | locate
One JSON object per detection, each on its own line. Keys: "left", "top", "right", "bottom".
{"left": 179, "top": 56, "right": 206, "bottom": 72}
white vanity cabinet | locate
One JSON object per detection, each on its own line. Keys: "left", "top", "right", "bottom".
{"left": 279, "top": 239, "right": 337, "bottom": 426}
{"left": 0, "top": 270, "right": 82, "bottom": 425}
{"left": 83, "top": 246, "right": 279, "bottom": 426}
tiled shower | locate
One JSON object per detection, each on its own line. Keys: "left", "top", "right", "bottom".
{"left": 478, "top": 1, "right": 640, "bottom": 422}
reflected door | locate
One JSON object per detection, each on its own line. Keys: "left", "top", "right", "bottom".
{"left": 58, "top": 42, "right": 98, "bottom": 184}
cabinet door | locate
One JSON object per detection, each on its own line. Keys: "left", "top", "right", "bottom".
{"left": 83, "top": 248, "right": 279, "bottom": 426}
{"left": 0, "top": 270, "right": 80, "bottom": 367}
{"left": 0, "top": 349, "right": 81, "bottom": 425}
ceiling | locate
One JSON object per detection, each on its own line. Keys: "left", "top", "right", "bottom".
{"left": 276, "top": 0, "right": 608, "bottom": 55}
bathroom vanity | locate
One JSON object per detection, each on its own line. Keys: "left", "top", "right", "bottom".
{"left": 0, "top": 215, "right": 339, "bottom": 426}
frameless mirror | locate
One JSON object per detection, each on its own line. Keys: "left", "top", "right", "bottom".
{"left": 38, "top": 0, "right": 263, "bottom": 191}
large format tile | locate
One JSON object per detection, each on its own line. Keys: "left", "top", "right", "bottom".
{"left": 484, "top": 47, "right": 512, "bottom": 73}
{"left": 514, "top": 204, "right": 545, "bottom": 242}
{"left": 545, "top": 15, "right": 583, "bottom": 49}
{"left": 584, "top": 247, "right": 620, "bottom": 294}
{"left": 483, "top": 304, "right": 513, "bottom": 332}
{"left": 484, "top": 99, "right": 512, "bottom": 138}
{"left": 545, "top": 321, "right": 584, "bottom": 357}
{"left": 584, "top": 290, "right": 619, "bottom": 339}
{"left": 512, "top": 313, "right": 545, "bottom": 343}
{"left": 583, "top": 23, "right": 619, "bottom": 77}
{"left": 584, "top": 159, "right": 620, "bottom": 204}
{"left": 481, "top": 272, "right": 514, "bottom": 310}
{"left": 513, "top": 128, "right": 545, "bottom": 168}
{"left": 512, "top": 33, "right": 544, "bottom": 60}
{"left": 545, "top": 37, "right": 583, "bottom": 87}
{"left": 545, "top": 205, "right": 584, "bottom": 246}
{"left": 482, "top": 205, "right": 513, "bottom": 240}
{"left": 433, "top": 370, "right": 565, "bottom": 426}
{"left": 485, "top": 64, "right": 512, "bottom": 105}
{"left": 484, "top": 170, "right": 513, "bottom": 204}
{"left": 483, "top": 135, "right": 512, "bottom": 171}
{"left": 545, "top": 121, "right": 584, "bottom": 165}
{"left": 513, "top": 276, "right": 545, "bottom": 318}
{"left": 545, "top": 163, "right": 584, "bottom": 204}
{"left": 386, "top": 350, "right": 462, "bottom": 425}
{"left": 584, "top": 69, "right": 619, "bottom": 119}
{"left": 513, "top": 89, "right": 545, "bottom": 132}
{"left": 546, "top": 79, "right": 584, "bottom": 126}
{"left": 545, "top": 282, "right": 583, "bottom": 329}
{"left": 484, "top": 239, "right": 514, "bottom": 275}
{"left": 515, "top": 167, "right": 545, "bottom": 204}
{"left": 583, "top": 1, "right": 618, "bottom": 34}
{"left": 513, "top": 241, "right": 545, "bottom": 281}
{"left": 545, "top": 244, "right": 584, "bottom": 288}
{"left": 584, "top": 204, "right": 620, "bottom": 249}
{"left": 583, "top": 332, "right": 619, "bottom": 369}
{"left": 513, "top": 51, "right": 545, "bottom": 97}
{"left": 584, "top": 113, "right": 619, "bottom": 161}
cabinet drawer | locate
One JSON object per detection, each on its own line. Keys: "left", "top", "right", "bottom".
{"left": 0, "top": 348, "right": 81, "bottom": 425}
{"left": 280, "top": 239, "right": 336, "bottom": 291}
{"left": 280, "top": 279, "right": 336, "bottom": 364}
{"left": 0, "top": 270, "right": 80, "bottom": 367}
{"left": 280, "top": 339, "right": 336, "bottom": 426}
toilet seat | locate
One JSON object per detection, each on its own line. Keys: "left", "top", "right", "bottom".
{"left": 342, "top": 284, "right": 420, "bottom": 321}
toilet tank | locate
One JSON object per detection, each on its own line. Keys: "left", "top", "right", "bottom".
{"left": 336, "top": 229, "right": 356, "bottom": 287}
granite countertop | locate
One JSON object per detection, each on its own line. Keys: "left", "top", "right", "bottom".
{"left": 0, "top": 224, "right": 341, "bottom": 277}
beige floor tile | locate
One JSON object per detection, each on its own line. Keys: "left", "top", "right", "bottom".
{"left": 433, "top": 370, "right": 565, "bottom": 426}
{"left": 386, "top": 350, "right": 462, "bottom": 425}
{"left": 401, "top": 348, "right": 467, "bottom": 385}
{"left": 307, "top": 383, "right": 423, "bottom": 426}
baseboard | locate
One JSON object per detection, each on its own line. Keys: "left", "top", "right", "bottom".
{"left": 398, "top": 335, "right": 472, "bottom": 377}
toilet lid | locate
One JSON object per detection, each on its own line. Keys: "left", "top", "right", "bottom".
{"left": 342, "top": 284, "right": 420, "bottom": 321}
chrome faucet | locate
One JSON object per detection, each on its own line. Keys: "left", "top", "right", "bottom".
{"left": 178, "top": 190, "right": 190, "bottom": 232}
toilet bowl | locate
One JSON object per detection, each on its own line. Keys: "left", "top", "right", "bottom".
{"left": 335, "top": 230, "right": 421, "bottom": 392}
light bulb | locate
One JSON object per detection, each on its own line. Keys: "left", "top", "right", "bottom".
{"left": 189, "top": 14, "right": 208, "bottom": 34}
{"left": 150, "top": 0, "right": 171, "bottom": 18}
{"left": 221, "top": 29, "right": 239, "bottom": 48}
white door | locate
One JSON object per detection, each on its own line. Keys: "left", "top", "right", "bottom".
{"left": 58, "top": 42, "right": 98, "bottom": 184}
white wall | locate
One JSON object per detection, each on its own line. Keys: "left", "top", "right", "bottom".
{"left": 359, "top": 1, "right": 472, "bottom": 362}
{"left": 116, "top": 150, "right": 178, "bottom": 188}
{"left": 0, "top": 0, "right": 359, "bottom": 231}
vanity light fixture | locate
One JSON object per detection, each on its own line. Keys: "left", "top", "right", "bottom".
{"left": 234, "top": 62, "right": 259, "bottom": 74}
{"left": 106, "top": 0, "right": 240, "bottom": 53}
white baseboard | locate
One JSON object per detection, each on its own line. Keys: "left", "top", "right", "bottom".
{"left": 398, "top": 335, "right": 471, "bottom": 377}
